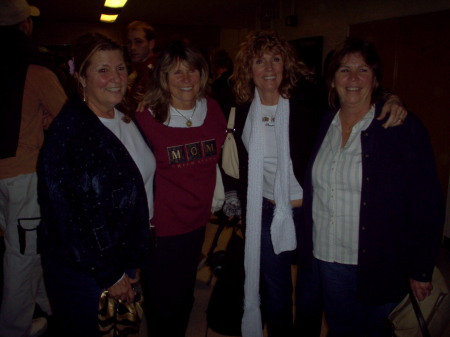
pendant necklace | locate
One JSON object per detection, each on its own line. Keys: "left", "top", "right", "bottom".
{"left": 262, "top": 106, "right": 277, "bottom": 126}
{"left": 173, "top": 104, "right": 196, "bottom": 127}
{"left": 262, "top": 115, "right": 276, "bottom": 126}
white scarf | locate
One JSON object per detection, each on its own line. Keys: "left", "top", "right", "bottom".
{"left": 241, "top": 89, "right": 296, "bottom": 337}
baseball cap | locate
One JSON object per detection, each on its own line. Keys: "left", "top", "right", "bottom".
{"left": 0, "top": 0, "right": 40, "bottom": 26}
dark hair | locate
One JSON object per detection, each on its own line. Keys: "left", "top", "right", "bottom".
{"left": 210, "top": 49, "right": 233, "bottom": 74}
{"left": 142, "top": 39, "right": 210, "bottom": 123}
{"left": 231, "top": 30, "right": 311, "bottom": 104}
{"left": 127, "top": 21, "right": 156, "bottom": 41}
{"left": 326, "top": 37, "right": 383, "bottom": 108}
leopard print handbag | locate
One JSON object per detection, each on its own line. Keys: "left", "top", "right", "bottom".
{"left": 98, "top": 285, "right": 144, "bottom": 337}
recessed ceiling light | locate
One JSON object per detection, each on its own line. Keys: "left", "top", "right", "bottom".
{"left": 100, "top": 14, "right": 119, "bottom": 22}
{"left": 104, "top": 0, "right": 128, "bottom": 8}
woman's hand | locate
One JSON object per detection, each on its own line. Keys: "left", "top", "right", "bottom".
{"left": 107, "top": 274, "right": 138, "bottom": 303}
{"left": 377, "top": 95, "right": 408, "bottom": 128}
{"left": 136, "top": 101, "right": 148, "bottom": 113}
{"left": 409, "top": 279, "right": 433, "bottom": 301}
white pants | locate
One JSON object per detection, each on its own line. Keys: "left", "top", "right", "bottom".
{"left": 0, "top": 173, "right": 51, "bottom": 337}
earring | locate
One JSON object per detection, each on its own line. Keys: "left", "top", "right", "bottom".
{"left": 83, "top": 87, "right": 86, "bottom": 102}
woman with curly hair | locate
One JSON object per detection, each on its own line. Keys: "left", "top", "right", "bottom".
{"left": 229, "top": 29, "right": 324, "bottom": 337}
{"left": 229, "top": 30, "right": 406, "bottom": 337}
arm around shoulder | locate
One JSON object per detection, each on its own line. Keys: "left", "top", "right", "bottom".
{"left": 403, "top": 114, "right": 444, "bottom": 282}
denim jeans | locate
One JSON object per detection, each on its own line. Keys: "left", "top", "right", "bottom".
{"left": 295, "top": 256, "right": 323, "bottom": 337}
{"left": 320, "top": 260, "right": 399, "bottom": 337}
{"left": 296, "top": 257, "right": 399, "bottom": 337}
{"left": 42, "top": 258, "right": 102, "bottom": 337}
{"left": 260, "top": 198, "right": 302, "bottom": 337}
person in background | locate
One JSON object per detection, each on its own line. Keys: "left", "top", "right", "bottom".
{"left": 135, "top": 39, "right": 226, "bottom": 337}
{"left": 208, "top": 48, "right": 241, "bottom": 219}
{"left": 0, "top": 0, "right": 67, "bottom": 336}
{"left": 37, "top": 33, "right": 155, "bottom": 337}
{"left": 209, "top": 48, "right": 235, "bottom": 118}
{"left": 228, "top": 30, "right": 407, "bottom": 337}
{"left": 296, "top": 37, "right": 443, "bottom": 337}
{"left": 126, "top": 20, "right": 158, "bottom": 111}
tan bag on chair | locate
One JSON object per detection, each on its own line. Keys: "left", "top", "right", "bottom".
{"left": 389, "top": 267, "right": 450, "bottom": 337}
{"left": 211, "top": 164, "right": 225, "bottom": 212}
{"left": 222, "top": 107, "right": 239, "bottom": 179}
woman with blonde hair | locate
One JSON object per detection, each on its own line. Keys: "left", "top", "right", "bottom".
{"left": 136, "top": 39, "right": 226, "bottom": 337}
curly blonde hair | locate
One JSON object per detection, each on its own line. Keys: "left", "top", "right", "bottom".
{"left": 231, "top": 30, "right": 310, "bottom": 104}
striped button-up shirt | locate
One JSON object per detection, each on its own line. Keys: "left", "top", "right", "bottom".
{"left": 312, "top": 106, "right": 374, "bottom": 265}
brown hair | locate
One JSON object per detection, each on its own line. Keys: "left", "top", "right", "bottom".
{"left": 142, "top": 39, "right": 210, "bottom": 123}
{"left": 72, "top": 33, "right": 130, "bottom": 120}
{"left": 326, "top": 37, "right": 383, "bottom": 109}
{"left": 73, "top": 33, "right": 123, "bottom": 82}
{"left": 127, "top": 21, "right": 156, "bottom": 41}
{"left": 231, "top": 30, "right": 310, "bottom": 104}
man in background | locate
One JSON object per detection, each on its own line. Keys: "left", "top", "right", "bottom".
{"left": 126, "top": 20, "right": 158, "bottom": 111}
{"left": 0, "top": 0, "right": 67, "bottom": 336}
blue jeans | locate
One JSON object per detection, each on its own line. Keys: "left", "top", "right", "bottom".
{"left": 260, "top": 198, "right": 302, "bottom": 337}
{"left": 42, "top": 258, "right": 102, "bottom": 337}
{"left": 295, "top": 256, "right": 323, "bottom": 337}
{"left": 297, "top": 257, "right": 399, "bottom": 337}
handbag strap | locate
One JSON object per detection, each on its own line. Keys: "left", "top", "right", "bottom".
{"left": 408, "top": 289, "right": 431, "bottom": 337}
{"left": 227, "top": 107, "right": 236, "bottom": 130}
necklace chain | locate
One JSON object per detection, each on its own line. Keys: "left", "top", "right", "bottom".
{"left": 172, "top": 104, "right": 196, "bottom": 127}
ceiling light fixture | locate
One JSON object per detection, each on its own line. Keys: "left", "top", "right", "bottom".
{"left": 100, "top": 14, "right": 119, "bottom": 23}
{"left": 104, "top": 0, "right": 128, "bottom": 8}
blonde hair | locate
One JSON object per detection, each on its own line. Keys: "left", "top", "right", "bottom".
{"left": 142, "top": 39, "right": 210, "bottom": 123}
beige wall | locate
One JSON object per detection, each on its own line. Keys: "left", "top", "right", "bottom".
{"left": 219, "top": 0, "right": 450, "bottom": 60}
{"left": 33, "top": 0, "right": 450, "bottom": 62}
{"left": 34, "top": 22, "right": 220, "bottom": 53}
{"left": 34, "top": 22, "right": 126, "bottom": 46}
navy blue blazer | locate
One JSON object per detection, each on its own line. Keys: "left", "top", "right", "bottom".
{"left": 38, "top": 96, "right": 152, "bottom": 289}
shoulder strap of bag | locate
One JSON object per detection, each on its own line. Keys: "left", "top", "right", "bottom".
{"left": 409, "top": 289, "right": 431, "bottom": 337}
{"left": 227, "top": 107, "right": 236, "bottom": 130}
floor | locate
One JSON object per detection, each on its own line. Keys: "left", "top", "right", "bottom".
{"left": 1, "top": 223, "right": 450, "bottom": 337}
{"left": 189, "top": 224, "right": 450, "bottom": 337}
{"left": 187, "top": 222, "right": 243, "bottom": 337}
